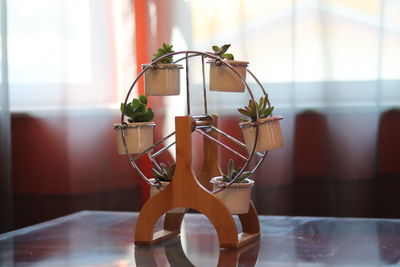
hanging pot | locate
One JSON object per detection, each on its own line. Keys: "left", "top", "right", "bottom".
{"left": 149, "top": 178, "right": 186, "bottom": 213}
{"left": 209, "top": 60, "right": 249, "bottom": 92}
{"left": 210, "top": 176, "right": 254, "bottom": 214}
{"left": 239, "top": 116, "right": 284, "bottom": 153}
{"left": 142, "top": 64, "right": 183, "bottom": 96}
{"left": 115, "top": 122, "right": 155, "bottom": 154}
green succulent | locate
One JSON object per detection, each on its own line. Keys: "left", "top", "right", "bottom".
{"left": 152, "top": 43, "right": 175, "bottom": 64}
{"left": 120, "top": 95, "right": 154, "bottom": 123}
{"left": 222, "top": 159, "right": 252, "bottom": 183}
{"left": 238, "top": 96, "right": 274, "bottom": 122}
{"left": 212, "top": 44, "right": 234, "bottom": 60}
{"left": 152, "top": 163, "right": 175, "bottom": 182}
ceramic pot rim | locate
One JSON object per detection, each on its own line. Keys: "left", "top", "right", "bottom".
{"left": 210, "top": 176, "right": 254, "bottom": 188}
{"left": 207, "top": 59, "right": 249, "bottom": 67}
{"left": 239, "top": 115, "right": 283, "bottom": 128}
{"left": 113, "top": 121, "right": 156, "bottom": 130}
{"left": 141, "top": 63, "right": 183, "bottom": 70}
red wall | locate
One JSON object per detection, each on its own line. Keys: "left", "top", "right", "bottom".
{"left": 12, "top": 112, "right": 140, "bottom": 196}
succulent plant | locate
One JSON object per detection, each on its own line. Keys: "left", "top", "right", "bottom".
{"left": 120, "top": 95, "right": 154, "bottom": 123}
{"left": 152, "top": 43, "right": 175, "bottom": 64}
{"left": 238, "top": 96, "right": 274, "bottom": 122}
{"left": 152, "top": 163, "right": 176, "bottom": 182}
{"left": 222, "top": 159, "right": 252, "bottom": 183}
{"left": 212, "top": 44, "right": 234, "bottom": 60}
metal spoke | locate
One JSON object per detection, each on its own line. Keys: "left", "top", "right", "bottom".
{"left": 185, "top": 52, "right": 190, "bottom": 115}
{"left": 210, "top": 125, "right": 247, "bottom": 148}
{"left": 131, "top": 131, "right": 175, "bottom": 162}
{"left": 148, "top": 153, "right": 161, "bottom": 171}
{"left": 151, "top": 141, "right": 176, "bottom": 158}
{"left": 201, "top": 55, "right": 208, "bottom": 114}
{"left": 131, "top": 161, "right": 153, "bottom": 186}
{"left": 195, "top": 129, "right": 247, "bottom": 160}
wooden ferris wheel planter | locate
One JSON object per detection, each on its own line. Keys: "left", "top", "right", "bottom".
{"left": 134, "top": 116, "right": 260, "bottom": 248}
{"left": 116, "top": 49, "right": 283, "bottom": 249}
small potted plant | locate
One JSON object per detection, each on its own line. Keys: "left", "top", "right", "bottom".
{"left": 210, "top": 159, "right": 254, "bottom": 214}
{"left": 149, "top": 163, "right": 186, "bottom": 213}
{"left": 208, "top": 44, "right": 249, "bottom": 92}
{"left": 238, "top": 95, "right": 284, "bottom": 153}
{"left": 142, "top": 43, "right": 182, "bottom": 96}
{"left": 114, "top": 95, "right": 155, "bottom": 154}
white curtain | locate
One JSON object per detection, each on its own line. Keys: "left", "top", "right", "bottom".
{"left": 0, "top": 0, "right": 13, "bottom": 233}
{"left": 6, "top": 0, "right": 137, "bottom": 195}
{"left": 8, "top": 0, "right": 135, "bottom": 111}
{"left": 151, "top": 0, "right": 400, "bottom": 185}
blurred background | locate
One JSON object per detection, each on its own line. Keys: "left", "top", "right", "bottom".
{"left": 1, "top": 0, "right": 400, "bottom": 234}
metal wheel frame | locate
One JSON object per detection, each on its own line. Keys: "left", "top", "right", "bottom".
{"left": 119, "top": 50, "right": 272, "bottom": 194}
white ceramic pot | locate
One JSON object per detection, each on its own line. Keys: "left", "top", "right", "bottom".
{"left": 210, "top": 176, "right": 254, "bottom": 214}
{"left": 142, "top": 64, "right": 182, "bottom": 96}
{"left": 149, "top": 178, "right": 186, "bottom": 213}
{"left": 115, "top": 122, "right": 155, "bottom": 154}
{"left": 209, "top": 60, "right": 249, "bottom": 92}
{"left": 240, "top": 116, "right": 284, "bottom": 153}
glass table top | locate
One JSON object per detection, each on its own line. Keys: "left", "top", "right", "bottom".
{"left": 1, "top": 211, "right": 399, "bottom": 266}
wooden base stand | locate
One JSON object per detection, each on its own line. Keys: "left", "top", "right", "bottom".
{"left": 134, "top": 116, "right": 260, "bottom": 249}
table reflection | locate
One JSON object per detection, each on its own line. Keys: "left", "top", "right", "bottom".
{"left": 258, "top": 216, "right": 400, "bottom": 265}
{"left": 134, "top": 236, "right": 260, "bottom": 267}
{"left": 0, "top": 211, "right": 399, "bottom": 266}
{"left": 378, "top": 221, "right": 400, "bottom": 264}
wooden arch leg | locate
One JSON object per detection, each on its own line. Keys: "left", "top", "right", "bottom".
{"left": 134, "top": 186, "right": 183, "bottom": 246}
{"left": 183, "top": 189, "right": 239, "bottom": 248}
{"left": 134, "top": 116, "right": 260, "bottom": 248}
{"left": 237, "top": 201, "right": 261, "bottom": 245}
{"left": 135, "top": 180, "right": 242, "bottom": 247}
{"left": 190, "top": 192, "right": 260, "bottom": 248}
{"left": 164, "top": 213, "right": 185, "bottom": 232}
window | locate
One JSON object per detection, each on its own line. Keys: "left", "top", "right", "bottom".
{"left": 8, "top": 0, "right": 135, "bottom": 111}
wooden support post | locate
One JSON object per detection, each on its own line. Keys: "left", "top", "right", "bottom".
{"left": 197, "top": 115, "right": 222, "bottom": 190}
{"left": 134, "top": 116, "right": 260, "bottom": 248}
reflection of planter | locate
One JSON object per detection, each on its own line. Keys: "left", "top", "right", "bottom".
{"left": 240, "top": 116, "right": 284, "bottom": 153}
{"left": 115, "top": 122, "right": 155, "bottom": 154}
{"left": 149, "top": 179, "right": 186, "bottom": 213}
{"left": 142, "top": 64, "right": 182, "bottom": 96}
{"left": 210, "top": 177, "right": 254, "bottom": 214}
{"left": 209, "top": 60, "right": 249, "bottom": 92}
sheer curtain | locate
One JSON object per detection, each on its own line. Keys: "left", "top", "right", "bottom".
{"left": 0, "top": 0, "right": 13, "bottom": 233}
{"left": 147, "top": 0, "right": 400, "bottom": 216}
{"left": 187, "top": 0, "right": 400, "bottom": 182}
{"left": 8, "top": 0, "right": 135, "bottom": 111}
{"left": 5, "top": 0, "right": 139, "bottom": 230}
